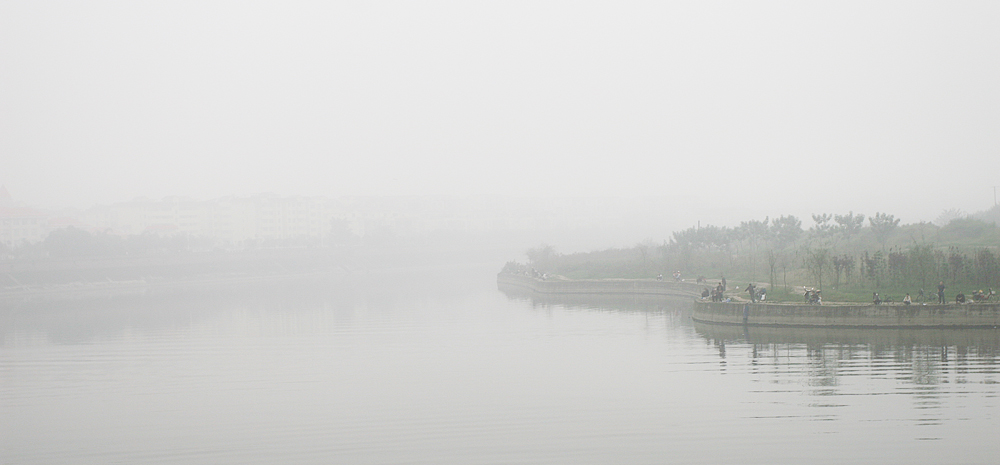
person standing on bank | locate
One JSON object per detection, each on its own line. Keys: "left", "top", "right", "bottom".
{"left": 745, "top": 283, "right": 757, "bottom": 303}
{"left": 938, "top": 281, "right": 947, "bottom": 304}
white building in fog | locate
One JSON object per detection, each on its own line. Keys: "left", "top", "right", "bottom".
{"left": 3, "top": 190, "right": 628, "bottom": 249}
{"left": 0, "top": 186, "right": 48, "bottom": 248}
{"left": 85, "top": 194, "right": 339, "bottom": 245}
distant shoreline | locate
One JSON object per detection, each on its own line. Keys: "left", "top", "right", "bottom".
{"left": 496, "top": 272, "right": 703, "bottom": 298}
{"left": 496, "top": 273, "right": 1000, "bottom": 328}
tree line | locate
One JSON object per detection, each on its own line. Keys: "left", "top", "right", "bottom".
{"left": 525, "top": 206, "right": 1000, "bottom": 301}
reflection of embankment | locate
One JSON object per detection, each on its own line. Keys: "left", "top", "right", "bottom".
{"left": 498, "top": 284, "right": 691, "bottom": 313}
{"left": 1, "top": 265, "right": 487, "bottom": 345}
{"left": 0, "top": 246, "right": 489, "bottom": 302}
{"left": 693, "top": 321, "right": 1000, "bottom": 352}
{"left": 1, "top": 248, "right": 353, "bottom": 286}
{"left": 0, "top": 272, "right": 347, "bottom": 304}
{"left": 0, "top": 274, "right": 362, "bottom": 345}
{"left": 497, "top": 273, "right": 702, "bottom": 299}
{"left": 693, "top": 300, "right": 1000, "bottom": 328}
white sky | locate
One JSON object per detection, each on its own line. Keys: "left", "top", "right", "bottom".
{"left": 2, "top": 1, "right": 999, "bottom": 228}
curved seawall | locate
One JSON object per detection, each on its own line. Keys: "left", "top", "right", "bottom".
{"left": 692, "top": 300, "right": 1000, "bottom": 328}
{"left": 497, "top": 273, "right": 703, "bottom": 298}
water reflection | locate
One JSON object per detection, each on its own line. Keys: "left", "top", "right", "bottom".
{"left": 2, "top": 266, "right": 485, "bottom": 347}
{"left": 498, "top": 284, "right": 687, "bottom": 313}
{"left": 499, "top": 286, "right": 1000, "bottom": 441}
{"left": 4, "top": 274, "right": 1000, "bottom": 463}
{"left": 695, "top": 321, "right": 1000, "bottom": 435}
{"left": 695, "top": 323, "right": 1000, "bottom": 352}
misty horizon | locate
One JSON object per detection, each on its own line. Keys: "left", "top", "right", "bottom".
{"left": 4, "top": 3, "right": 1000, "bottom": 463}
{"left": 3, "top": 1, "right": 998, "bottom": 231}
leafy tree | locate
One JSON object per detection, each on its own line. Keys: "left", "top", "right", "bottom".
{"left": 869, "top": 212, "right": 900, "bottom": 249}
{"left": 670, "top": 224, "right": 732, "bottom": 250}
{"left": 842, "top": 254, "right": 856, "bottom": 283}
{"left": 974, "top": 248, "right": 999, "bottom": 288}
{"left": 635, "top": 242, "right": 650, "bottom": 266}
{"left": 44, "top": 226, "right": 99, "bottom": 257}
{"left": 972, "top": 204, "right": 1000, "bottom": 226}
{"left": 526, "top": 244, "right": 557, "bottom": 270}
{"left": 939, "top": 218, "right": 997, "bottom": 242}
{"left": 737, "top": 217, "right": 769, "bottom": 280}
{"left": 862, "top": 250, "right": 886, "bottom": 288}
{"left": 832, "top": 254, "right": 854, "bottom": 288}
{"left": 887, "top": 248, "right": 907, "bottom": 285}
{"left": 908, "top": 243, "right": 936, "bottom": 290}
{"left": 947, "top": 247, "right": 965, "bottom": 283}
{"left": 834, "top": 211, "right": 866, "bottom": 236}
{"left": 935, "top": 208, "right": 965, "bottom": 226}
{"left": 501, "top": 261, "right": 527, "bottom": 274}
{"left": 548, "top": 204, "right": 1000, "bottom": 298}
{"left": 770, "top": 215, "right": 802, "bottom": 249}
{"left": 810, "top": 213, "right": 834, "bottom": 238}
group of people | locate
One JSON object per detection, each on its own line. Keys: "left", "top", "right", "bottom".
{"left": 685, "top": 272, "right": 995, "bottom": 307}
{"left": 955, "top": 290, "right": 995, "bottom": 304}
{"left": 702, "top": 281, "right": 729, "bottom": 302}
{"left": 874, "top": 283, "right": 995, "bottom": 305}
{"left": 745, "top": 283, "right": 766, "bottom": 303}
{"left": 697, "top": 278, "right": 772, "bottom": 304}
{"left": 804, "top": 289, "right": 821, "bottom": 304}
{"left": 972, "top": 289, "right": 996, "bottom": 301}
{"left": 525, "top": 267, "right": 546, "bottom": 280}
{"left": 658, "top": 271, "right": 684, "bottom": 282}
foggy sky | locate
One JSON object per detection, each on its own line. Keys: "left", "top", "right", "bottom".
{"left": 2, "top": 1, "right": 999, "bottom": 230}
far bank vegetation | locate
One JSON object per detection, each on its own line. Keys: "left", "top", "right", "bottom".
{"left": 520, "top": 206, "right": 1000, "bottom": 303}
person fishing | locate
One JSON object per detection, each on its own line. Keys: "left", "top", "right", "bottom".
{"left": 745, "top": 283, "right": 757, "bottom": 303}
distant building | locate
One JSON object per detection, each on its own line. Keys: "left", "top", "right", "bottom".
{"left": 0, "top": 186, "right": 48, "bottom": 248}
{"left": 85, "top": 194, "right": 338, "bottom": 245}
{"left": 2, "top": 189, "right": 642, "bottom": 250}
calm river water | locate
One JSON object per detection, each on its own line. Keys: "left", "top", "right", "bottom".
{"left": 3, "top": 263, "right": 1000, "bottom": 464}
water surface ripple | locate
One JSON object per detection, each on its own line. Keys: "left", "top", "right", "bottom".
{"left": 3, "top": 267, "right": 999, "bottom": 464}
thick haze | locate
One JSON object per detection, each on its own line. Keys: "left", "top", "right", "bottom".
{"left": 2, "top": 1, "right": 998, "bottom": 230}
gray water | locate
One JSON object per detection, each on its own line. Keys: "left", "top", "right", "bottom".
{"left": 3, "top": 264, "right": 1000, "bottom": 464}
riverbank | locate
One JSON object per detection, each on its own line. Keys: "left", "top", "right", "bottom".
{"left": 497, "top": 273, "right": 1000, "bottom": 328}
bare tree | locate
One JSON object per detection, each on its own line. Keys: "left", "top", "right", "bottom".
{"left": 806, "top": 247, "right": 831, "bottom": 290}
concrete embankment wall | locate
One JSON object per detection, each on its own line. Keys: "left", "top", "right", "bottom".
{"left": 692, "top": 300, "right": 1000, "bottom": 328}
{"left": 497, "top": 273, "right": 702, "bottom": 298}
